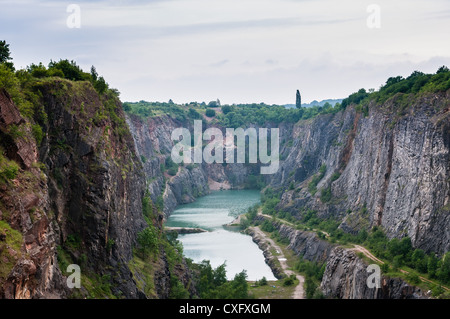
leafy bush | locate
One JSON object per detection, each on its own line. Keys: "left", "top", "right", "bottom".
{"left": 340, "top": 66, "right": 450, "bottom": 111}
{"left": 188, "top": 108, "right": 201, "bottom": 119}
{"left": 283, "top": 275, "right": 295, "bottom": 286}
{"left": 137, "top": 226, "right": 159, "bottom": 258}
{"left": 165, "top": 156, "right": 178, "bottom": 176}
{"left": 0, "top": 154, "right": 20, "bottom": 181}
{"left": 261, "top": 197, "right": 280, "bottom": 215}
{"left": 295, "top": 258, "right": 325, "bottom": 299}
{"left": 320, "top": 187, "right": 332, "bottom": 203}
{"left": 32, "top": 124, "right": 44, "bottom": 145}
{"left": 261, "top": 220, "right": 275, "bottom": 233}
{"left": 167, "top": 166, "right": 178, "bottom": 176}
{"left": 330, "top": 171, "right": 341, "bottom": 182}
{"left": 221, "top": 105, "right": 233, "bottom": 115}
{"left": 256, "top": 276, "right": 268, "bottom": 286}
{"left": 205, "top": 108, "right": 216, "bottom": 117}
{"left": 192, "top": 260, "right": 249, "bottom": 299}
{"left": 142, "top": 192, "right": 154, "bottom": 220}
{"left": 48, "top": 59, "right": 87, "bottom": 81}
{"left": 27, "top": 62, "right": 48, "bottom": 78}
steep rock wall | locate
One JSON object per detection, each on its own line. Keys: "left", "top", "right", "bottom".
{"left": 37, "top": 80, "right": 148, "bottom": 298}
{"left": 125, "top": 114, "right": 255, "bottom": 217}
{"left": 0, "top": 88, "right": 66, "bottom": 299}
{"left": 274, "top": 91, "right": 450, "bottom": 255}
{"left": 321, "top": 247, "right": 427, "bottom": 299}
{"left": 259, "top": 217, "right": 427, "bottom": 299}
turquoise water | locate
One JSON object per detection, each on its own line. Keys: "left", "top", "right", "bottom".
{"left": 165, "top": 190, "right": 276, "bottom": 281}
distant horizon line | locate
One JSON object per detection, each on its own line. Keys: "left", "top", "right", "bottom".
{"left": 122, "top": 97, "right": 344, "bottom": 106}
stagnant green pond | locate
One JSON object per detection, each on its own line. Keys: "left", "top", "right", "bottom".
{"left": 165, "top": 190, "right": 276, "bottom": 281}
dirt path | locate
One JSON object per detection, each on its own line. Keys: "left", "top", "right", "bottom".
{"left": 258, "top": 211, "right": 449, "bottom": 293}
{"left": 258, "top": 211, "right": 331, "bottom": 238}
{"left": 350, "top": 245, "right": 449, "bottom": 292}
{"left": 250, "top": 226, "right": 305, "bottom": 299}
{"left": 350, "top": 245, "right": 384, "bottom": 264}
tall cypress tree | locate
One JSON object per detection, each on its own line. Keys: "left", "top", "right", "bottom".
{"left": 296, "top": 90, "right": 302, "bottom": 109}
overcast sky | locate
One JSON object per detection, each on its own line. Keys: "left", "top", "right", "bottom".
{"left": 1, "top": 0, "right": 449, "bottom": 104}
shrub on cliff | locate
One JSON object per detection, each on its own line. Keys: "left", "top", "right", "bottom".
{"left": 137, "top": 226, "right": 159, "bottom": 258}
{"left": 0, "top": 154, "right": 19, "bottom": 181}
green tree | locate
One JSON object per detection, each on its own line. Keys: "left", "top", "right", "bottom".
{"left": 296, "top": 90, "right": 301, "bottom": 109}
{"left": 90, "top": 65, "right": 98, "bottom": 81}
{"left": 27, "top": 62, "right": 48, "bottom": 78}
{"left": 230, "top": 270, "right": 248, "bottom": 299}
{"left": 411, "top": 249, "right": 427, "bottom": 273}
{"left": 221, "top": 105, "right": 233, "bottom": 115}
{"left": 94, "top": 76, "right": 108, "bottom": 94}
{"left": 437, "top": 252, "right": 450, "bottom": 284}
{"left": 427, "top": 254, "right": 439, "bottom": 278}
{"left": 305, "top": 277, "right": 317, "bottom": 299}
{"left": 0, "top": 40, "right": 12, "bottom": 64}
{"left": 48, "top": 59, "right": 86, "bottom": 81}
{"left": 437, "top": 65, "right": 449, "bottom": 74}
{"left": 213, "top": 263, "right": 227, "bottom": 287}
{"left": 169, "top": 276, "right": 190, "bottom": 299}
{"left": 137, "top": 226, "right": 159, "bottom": 258}
{"left": 188, "top": 108, "right": 201, "bottom": 119}
{"left": 205, "top": 108, "right": 216, "bottom": 117}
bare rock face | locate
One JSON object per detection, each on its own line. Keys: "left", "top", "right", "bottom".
{"left": 36, "top": 80, "right": 147, "bottom": 298}
{"left": 258, "top": 216, "right": 427, "bottom": 299}
{"left": 0, "top": 80, "right": 151, "bottom": 299}
{"left": 273, "top": 90, "right": 450, "bottom": 255}
{"left": 0, "top": 88, "right": 24, "bottom": 127}
{"left": 320, "top": 247, "right": 427, "bottom": 299}
{"left": 0, "top": 88, "right": 66, "bottom": 299}
{"left": 125, "top": 114, "right": 253, "bottom": 218}
{"left": 0, "top": 88, "right": 37, "bottom": 169}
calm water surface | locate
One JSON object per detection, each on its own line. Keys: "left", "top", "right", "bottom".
{"left": 165, "top": 190, "right": 276, "bottom": 280}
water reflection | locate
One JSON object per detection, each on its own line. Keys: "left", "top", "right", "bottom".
{"left": 166, "top": 190, "right": 276, "bottom": 280}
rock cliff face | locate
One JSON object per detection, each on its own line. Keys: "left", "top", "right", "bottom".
{"left": 124, "top": 91, "right": 449, "bottom": 299}
{"left": 321, "top": 247, "right": 427, "bottom": 299}
{"left": 273, "top": 90, "right": 450, "bottom": 255}
{"left": 259, "top": 217, "right": 427, "bottom": 299}
{"left": 0, "top": 88, "right": 66, "bottom": 299}
{"left": 1, "top": 72, "right": 448, "bottom": 299}
{"left": 125, "top": 114, "right": 254, "bottom": 217}
{"left": 0, "top": 80, "right": 188, "bottom": 299}
{"left": 37, "top": 80, "right": 148, "bottom": 298}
